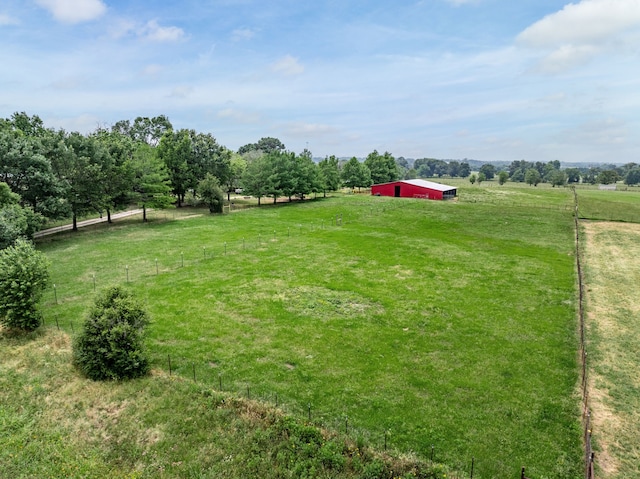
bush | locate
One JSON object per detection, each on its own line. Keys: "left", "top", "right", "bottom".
{"left": 0, "top": 238, "right": 50, "bottom": 331}
{"left": 73, "top": 286, "right": 150, "bottom": 380}
{"left": 198, "top": 173, "right": 225, "bottom": 213}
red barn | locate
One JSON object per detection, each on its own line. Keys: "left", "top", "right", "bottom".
{"left": 371, "top": 179, "right": 457, "bottom": 200}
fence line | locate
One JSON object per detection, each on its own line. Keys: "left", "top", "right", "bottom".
{"left": 572, "top": 187, "right": 596, "bottom": 479}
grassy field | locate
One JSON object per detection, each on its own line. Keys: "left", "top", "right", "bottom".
{"left": 1, "top": 327, "right": 455, "bottom": 479}
{"left": 582, "top": 222, "right": 640, "bottom": 478}
{"left": 31, "top": 185, "right": 584, "bottom": 478}
{"left": 576, "top": 188, "right": 640, "bottom": 223}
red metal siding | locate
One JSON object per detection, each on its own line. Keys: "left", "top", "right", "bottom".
{"left": 371, "top": 182, "right": 444, "bottom": 200}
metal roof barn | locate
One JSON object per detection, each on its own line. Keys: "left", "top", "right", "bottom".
{"left": 371, "top": 179, "right": 457, "bottom": 200}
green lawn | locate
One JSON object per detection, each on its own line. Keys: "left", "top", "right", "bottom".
{"left": 37, "top": 188, "right": 582, "bottom": 478}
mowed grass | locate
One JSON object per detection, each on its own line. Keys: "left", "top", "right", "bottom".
{"left": 582, "top": 222, "right": 640, "bottom": 478}
{"left": 37, "top": 187, "right": 582, "bottom": 478}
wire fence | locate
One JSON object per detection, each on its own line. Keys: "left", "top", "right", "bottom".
{"left": 572, "top": 187, "right": 596, "bottom": 479}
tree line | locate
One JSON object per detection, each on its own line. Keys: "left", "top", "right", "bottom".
{"left": 4, "top": 110, "right": 639, "bottom": 248}
{"left": 0, "top": 112, "right": 419, "bottom": 243}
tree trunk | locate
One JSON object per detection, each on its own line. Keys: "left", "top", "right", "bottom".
{"left": 143, "top": 204, "right": 147, "bottom": 222}
{"left": 227, "top": 191, "right": 231, "bottom": 201}
{"left": 107, "top": 208, "right": 112, "bottom": 224}
{"left": 72, "top": 212, "right": 78, "bottom": 232}
{"left": 258, "top": 196, "right": 261, "bottom": 206}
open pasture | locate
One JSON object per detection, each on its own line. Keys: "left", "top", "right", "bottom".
{"left": 38, "top": 187, "right": 582, "bottom": 478}
{"left": 583, "top": 221, "right": 640, "bottom": 478}
{"left": 575, "top": 187, "right": 640, "bottom": 223}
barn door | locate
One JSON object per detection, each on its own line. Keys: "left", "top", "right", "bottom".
{"left": 394, "top": 185, "right": 401, "bottom": 197}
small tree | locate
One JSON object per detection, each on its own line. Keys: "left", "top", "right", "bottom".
{"left": 469, "top": 174, "right": 476, "bottom": 185}
{"left": 198, "top": 173, "right": 224, "bottom": 213}
{"left": 0, "top": 238, "right": 50, "bottom": 331}
{"left": 498, "top": 171, "right": 509, "bottom": 185}
{"left": 549, "top": 170, "right": 567, "bottom": 187}
{"left": 477, "top": 172, "right": 486, "bottom": 184}
{"left": 525, "top": 168, "right": 541, "bottom": 186}
{"left": 73, "top": 286, "right": 150, "bottom": 380}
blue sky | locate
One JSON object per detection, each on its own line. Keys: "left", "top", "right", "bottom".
{"left": 1, "top": 0, "right": 639, "bottom": 163}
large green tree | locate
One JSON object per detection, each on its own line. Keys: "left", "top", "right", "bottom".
{"left": 597, "top": 170, "right": 620, "bottom": 185}
{"left": 0, "top": 182, "right": 44, "bottom": 249}
{"left": 44, "top": 132, "right": 111, "bottom": 231}
{"left": 549, "top": 170, "right": 567, "bottom": 187}
{"left": 91, "top": 128, "right": 136, "bottom": 222}
{"left": 318, "top": 155, "right": 341, "bottom": 197}
{"left": 364, "top": 150, "right": 398, "bottom": 184}
{"left": 0, "top": 118, "right": 65, "bottom": 218}
{"left": 238, "top": 137, "right": 285, "bottom": 155}
{"left": 130, "top": 143, "right": 173, "bottom": 221}
{"left": 225, "top": 153, "right": 247, "bottom": 201}
{"left": 266, "top": 151, "right": 295, "bottom": 203}
{"left": 479, "top": 164, "right": 496, "bottom": 180}
{"left": 0, "top": 238, "right": 50, "bottom": 331}
{"left": 157, "top": 130, "right": 191, "bottom": 206}
{"left": 624, "top": 167, "right": 640, "bottom": 186}
{"left": 525, "top": 168, "right": 541, "bottom": 186}
{"left": 242, "top": 155, "right": 270, "bottom": 206}
{"left": 292, "top": 149, "right": 321, "bottom": 200}
{"left": 112, "top": 115, "right": 172, "bottom": 146}
{"left": 341, "top": 157, "right": 371, "bottom": 190}
{"left": 564, "top": 168, "right": 581, "bottom": 184}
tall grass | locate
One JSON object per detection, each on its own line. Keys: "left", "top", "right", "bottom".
{"left": 37, "top": 188, "right": 583, "bottom": 478}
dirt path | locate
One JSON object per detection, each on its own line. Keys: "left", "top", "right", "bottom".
{"left": 583, "top": 221, "right": 640, "bottom": 478}
{"left": 34, "top": 209, "right": 146, "bottom": 238}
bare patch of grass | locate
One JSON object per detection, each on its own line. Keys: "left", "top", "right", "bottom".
{"left": 583, "top": 221, "right": 640, "bottom": 478}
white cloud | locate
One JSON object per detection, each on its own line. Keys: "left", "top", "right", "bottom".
{"left": 44, "top": 113, "right": 103, "bottom": 133}
{"left": 140, "top": 64, "right": 164, "bottom": 77}
{"left": 519, "top": 0, "right": 640, "bottom": 47}
{"left": 217, "top": 108, "right": 263, "bottom": 124}
{"left": 282, "top": 122, "right": 337, "bottom": 137}
{"left": 518, "top": 0, "right": 640, "bottom": 73}
{"left": 0, "top": 13, "right": 19, "bottom": 25}
{"left": 167, "top": 86, "right": 193, "bottom": 98}
{"left": 35, "top": 0, "right": 106, "bottom": 24}
{"left": 231, "top": 28, "right": 256, "bottom": 42}
{"left": 141, "top": 20, "right": 186, "bottom": 42}
{"left": 558, "top": 118, "right": 629, "bottom": 145}
{"left": 270, "top": 55, "right": 304, "bottom": 76}
{"left": 445, "top": 0, "right": 479, "bottom": 5}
